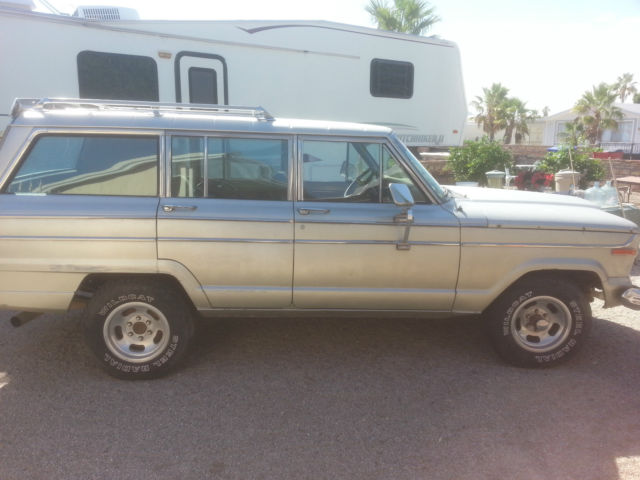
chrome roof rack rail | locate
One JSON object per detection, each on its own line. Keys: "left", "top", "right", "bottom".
{"left": 11, "top": 98, "right": 275, "bottom": 121}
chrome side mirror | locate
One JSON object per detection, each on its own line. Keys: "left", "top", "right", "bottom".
{"left": 389, "top": 183, "right": 415, "bottom": 208}
{"left": 389, "top": 183, "right": 414, "bottom": 250}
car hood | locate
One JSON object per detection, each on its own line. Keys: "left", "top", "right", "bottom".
{"left": 445, "top": 186, "right": 639, "bottom": 233}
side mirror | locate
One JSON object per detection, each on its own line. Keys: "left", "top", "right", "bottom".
{"left": 388, "top": 183, "right": 414, "bottom": 250}
{"left": 389, "top": 183, "right": 415, "bottom": 207}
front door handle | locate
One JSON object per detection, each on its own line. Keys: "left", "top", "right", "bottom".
{"left": 297, "top": 208, "right": 330, "bottom": 215}
{"left": 162, "top": 205, "right": 198, "bottom": 213}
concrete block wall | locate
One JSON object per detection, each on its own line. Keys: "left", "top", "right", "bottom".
{"left": 602, "top": 159, "right": 640, "bottom": 179}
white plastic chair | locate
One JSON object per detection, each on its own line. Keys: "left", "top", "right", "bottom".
{"left": 505, "top": 168, "right": 516, "bottom": 188}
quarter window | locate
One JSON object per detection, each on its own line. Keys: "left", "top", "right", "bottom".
{"left": 171, "top": 136, "right": 289, "bottom": 201}
{"left": 77, "top": 51, "right": 159, "bottom": 101}
{"left": 370, "top": 59, "right": 414, "bottom": 99}
{"left": 5, "top": 135, "right": 159, "bottom": 196}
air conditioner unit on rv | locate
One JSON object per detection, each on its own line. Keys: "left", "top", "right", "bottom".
{"left": 73, "top": 5, "right": 139, "bottom": 20}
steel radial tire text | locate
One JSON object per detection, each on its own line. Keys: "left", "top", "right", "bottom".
{"left": 485, "top": 278, "right": 592, "bottom": 368}
{"left": 83, "top": 280, "right": 195, "bottom": 379}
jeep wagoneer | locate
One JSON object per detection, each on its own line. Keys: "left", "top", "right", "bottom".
{"left": 0, "top": 99, "right": 638, "bottom": 378}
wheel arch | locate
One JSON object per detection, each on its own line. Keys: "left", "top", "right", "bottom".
{"left": 482, "top": 269, "right": 602, "bottom": 315}
{"left": 72, "top": 273, "right": 203, "bottom": 314}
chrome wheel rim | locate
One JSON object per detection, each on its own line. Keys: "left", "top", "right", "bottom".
{"left": 103, "top": 302, "right": 170, "bottom": 363}
{"left": 511, "top": 296, "right": 572, "bottom": 352}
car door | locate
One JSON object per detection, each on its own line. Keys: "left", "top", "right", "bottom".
{"left": 293, "top": 137, "right": 460, "bottom": 311}
{"left": 157, "top": 133, "right": 294, "bottom": 309}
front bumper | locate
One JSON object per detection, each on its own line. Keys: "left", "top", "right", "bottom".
{"left": 621, "top": 287, "right": 640, "bottom": 310}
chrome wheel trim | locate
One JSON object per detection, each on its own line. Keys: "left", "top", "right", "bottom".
{"left": 102, "top": 302, "right": 171, "bottom": 363}
{"left": 510, "top": 295, "right": 573, "bottom": 353}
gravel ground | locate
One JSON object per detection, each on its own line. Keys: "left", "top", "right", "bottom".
{"left": 0, "top": 266, "right": 639, "bottom": 480}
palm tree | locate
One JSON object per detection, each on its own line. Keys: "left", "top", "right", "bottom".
{"left": 502, "top": 98, "right": 537, "bottom": 144}
{"left": 470, "top": 83, "right": 509, "bottom": 141}
{"left": 514, "top": 107, "right": 538, "bottom": 145}
{"left": 574, "top": 83, "right": 623, "bottom": 145}
{"left": 366, "top": 0, "right": 440, "bottom": 35}
{"left": 613, "top": 73, "right": 637, "bottom": 103}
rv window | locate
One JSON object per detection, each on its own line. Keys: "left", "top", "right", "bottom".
{"left": 77, "top": 51, "right": 159, "bottom": 101}
{"left": 370, "top": 59, "right": 414, "bottom": 99}
{"left": 189, "top": 67, "right": 218, "bottom": 104}
{"left": 171, "top": 136, "right": 289, "bottom": 201}
{"left": 5, "top": 135, "right": 159, "bottom": 196}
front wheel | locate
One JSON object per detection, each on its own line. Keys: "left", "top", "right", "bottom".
{"left": 83, "top": 280, "right": 195, "bottom": 379}
{"left": 485, "top": 278, "right": 591, "bottom": 367}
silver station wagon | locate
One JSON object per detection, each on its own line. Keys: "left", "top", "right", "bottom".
{"left": 1, "top": 98, "right": 639, "bottom": 379}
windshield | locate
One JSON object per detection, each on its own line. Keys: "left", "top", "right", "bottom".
{"left": 390, "top": 134, "right": 447, "bottom": 203}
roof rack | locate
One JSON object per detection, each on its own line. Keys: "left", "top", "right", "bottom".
{"left": 11, "top": 98, "right": 275, "bottom": 121}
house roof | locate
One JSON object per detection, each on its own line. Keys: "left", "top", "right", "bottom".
{"left": 545, "top": 103, "right": 640, "bottom": 121}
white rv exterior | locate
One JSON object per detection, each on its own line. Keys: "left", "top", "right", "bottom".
{"left": 0, "top": 5, "right": 467, "bottom": 146}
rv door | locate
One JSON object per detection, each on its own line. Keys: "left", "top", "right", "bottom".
{"left": 175, "top": 52, "right": 228, "bottom": 105}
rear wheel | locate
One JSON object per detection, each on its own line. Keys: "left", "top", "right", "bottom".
{"left": 485, "top": 278, "right": 591, "bottom": 367}
{"left": 83, "top": 280, "right": 195, "bottom": 379}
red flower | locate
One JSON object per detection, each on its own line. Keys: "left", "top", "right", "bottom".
{"left": 515, "top": 170, "right": 553, "bottom": 191}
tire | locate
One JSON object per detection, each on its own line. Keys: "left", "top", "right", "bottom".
{"left": 485, "top": 278, "right": 591, "bottom": 368}
{"left": 83, "top": 280, "right": 195, "bottom": 379}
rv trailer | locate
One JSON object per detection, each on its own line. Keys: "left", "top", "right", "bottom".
{"left": 0, "top": 3, "right": 467, "bottom": 147}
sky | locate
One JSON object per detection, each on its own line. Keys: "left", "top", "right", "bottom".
{"left": 39, "top": 0, "right": 640, "bottom": 116}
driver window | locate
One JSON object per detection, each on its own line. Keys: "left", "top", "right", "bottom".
{"left": 381, "top": 147, "right": 428, "bottom": 203}
{"left": 302, "top": 140, "right": 381, "bottom": 202}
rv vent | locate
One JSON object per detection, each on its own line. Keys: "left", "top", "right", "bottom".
{"left": 73, "top": 6, "right": 139, "bottom": 20}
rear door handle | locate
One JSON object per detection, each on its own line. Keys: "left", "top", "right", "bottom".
{"left": 162, "top": 205, "right": 198, "bottom": 213}
{"left": 297, "top": 208, "right": 330, "bottom": 215}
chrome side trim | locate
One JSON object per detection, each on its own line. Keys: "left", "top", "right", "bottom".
{"left": 157, "top": 216, "right": 294, "bottom": 223}
{"left": 294, "top": 286, "right": 451, "bottom": 295}
{"left": 156, "top": 237, "right": 456, "bottom": 246}
{"left": 462, "top": 239, "right": 635, "bottom": 249}
{"left": 0, "top": 214, "right": 159, "bottom": 220}
{"left": 296, "top": 239, "right": 458, "bottom": 246}
{"left": 295, "top": 219, "right": 454, "bottom": 227}
{"left": 196, "top": 307, "right": 456, "bottom": 318}
{"left": 203, "top": 286, "right": 291, "bottom": 293}
{"left": 0, "top": 235, "right": 154, "bottom": 242}
{"left": 158, "top": 237, "right": 292, "bottom": 244}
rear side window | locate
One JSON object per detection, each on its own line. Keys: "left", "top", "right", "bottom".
{"left": 5, "top": 135, "right": 159, "bottom": 196}
{"left": 171, "top": 136, "right": 289, "bottom": 201}
{"left": 77, "top": 51, "right": 159, "bottom": 101}
{"left": 370, "top": 59, "right": 414, "bottom": 99}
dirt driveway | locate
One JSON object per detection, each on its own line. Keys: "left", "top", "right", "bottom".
{"left": 0, "top": 269, "right": 639, "bottom": 480}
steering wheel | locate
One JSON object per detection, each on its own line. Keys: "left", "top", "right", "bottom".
{"left": 344, "top": 170, "right": 374, "bottom": 197}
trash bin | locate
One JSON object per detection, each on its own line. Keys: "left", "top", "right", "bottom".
{"left": 555, "top": 170, "right": 581, "bottom": 193}
{"left": 485, "top": 170, "right": 506, "bottom": 188}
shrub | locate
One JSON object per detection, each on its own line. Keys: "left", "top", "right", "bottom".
{"left": 448, "top": 137, "right": 513, "bottom": 186}
{"left": 539, "top": 147, "right": 605, "bottom": 189}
